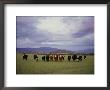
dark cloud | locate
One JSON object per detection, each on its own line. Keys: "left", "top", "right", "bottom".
{"left": 73, "top": 27, "right": 94, "bottom": 38}
{"left": 16, "top": 16, "right": 52, "bottom": 43}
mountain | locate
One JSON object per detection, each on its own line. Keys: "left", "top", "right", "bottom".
{"left": 16, "top": 47, "right": 94, "bottom": 54}
{"left": 75, "top": 49, "right": 94, "bottom": 54}
{"left": 16, "top": 47, "right": 59, "bottom": 54}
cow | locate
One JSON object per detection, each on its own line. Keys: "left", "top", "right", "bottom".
{"left": 78, "top": 56, "right": 82, "bottom": 61}
{"left": 42, "top": 56, "right": 46, "bottom": 61}
{"left": 46, "top": 55, "right": 49, "bottom": 62}
{"left": 84, "top": 55, "right": 86, "bottom": 59}
{"left": 33, "top": 54, "right": 38, "bottom": 61}
{"left": 72, "top": 55, "right": 77, "bottom": 61}
{"left": 62, "top": 55, "right": 65, "bottom": 60}
{"left": 54, "top": 54, "right": 58, "bottom": 61}
{"left": 59, "top": 55, "right": 64, "bottom": 61}
{"left": 23, "top": 53, "right": 28, "bottom": 61}
{"left": 68, "top": 55, "right": 71, "bottom": 61}
{"left": 49, "top": 55, "right": 53, "bottom": 61}
{"left": 72, "top": 55, "right": 83, "bottom": 62}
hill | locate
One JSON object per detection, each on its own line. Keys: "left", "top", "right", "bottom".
{"left": 16, "top": 47, "right": 94, "bottom": 54}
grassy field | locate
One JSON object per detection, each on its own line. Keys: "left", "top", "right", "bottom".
{"left": 16, "top": 53, "right": 94, "bottom": 74}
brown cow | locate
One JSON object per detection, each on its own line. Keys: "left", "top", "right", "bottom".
{"left": 49, "top": 55, "right": 53, "bottom": 61}
{"left": 54, "top": 54, "right": 58, "bottom": 61}
{"left": 59, "top": 55, "right": 63, "bottom": 61}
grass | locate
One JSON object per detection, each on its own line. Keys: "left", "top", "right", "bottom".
{"left": 16, "top": 53, "right": 94, "bottom": 74}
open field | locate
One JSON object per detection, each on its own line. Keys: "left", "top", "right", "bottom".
{"left": 16, "top": 53, "right": 94, "bottom": 74}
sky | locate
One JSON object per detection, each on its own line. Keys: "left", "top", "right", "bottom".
{"left": 16, "top": 16, "right": 94, "bottom": 51}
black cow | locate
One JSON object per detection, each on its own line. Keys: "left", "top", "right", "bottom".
{"left": 72, "top": 55, "right": 83, "bottom": 62}
{"left": 84, "top": 55, "right": 86, "bottom": 59}
{"left": 78, "top": 56, "right": 82, "bottom": 61}
{"left": 42, "top": 56, "right": 46, "bottom": 61}
{"left": 34, "top": 54, "right": 38, "bottom": 61}
{"left": 62, "top": 55, "right": 65, "bottom": 61}
{"left": 68, "top": 55, "right": 71, "bottom": 61}
{"left": 23, "top": 53, "right": 28, "bottom": 60}
{"left": 72, "top": 55, "right": 77, "bottom": 61}
{"left": 46, "top": 55, "right": 49, "bottom": 62}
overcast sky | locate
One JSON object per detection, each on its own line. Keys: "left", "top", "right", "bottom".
{"left": 16, "top": 16, "right": 94, "bottom": 51}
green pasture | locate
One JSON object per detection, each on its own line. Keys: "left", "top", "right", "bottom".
{"left": 16, "top": 53, "right": 94, "bottom": 74}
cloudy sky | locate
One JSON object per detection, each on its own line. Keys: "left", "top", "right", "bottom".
{"left": 16, "top": 16, "right": 94, "bottom": 51}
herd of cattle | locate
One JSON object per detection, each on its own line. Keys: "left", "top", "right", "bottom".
{"left": 23, "top": 53, "right": 87, "bottom": 62}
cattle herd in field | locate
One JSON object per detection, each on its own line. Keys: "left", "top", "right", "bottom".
{"left": 23, "top": 53, "right": 87, "bottom": 62}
